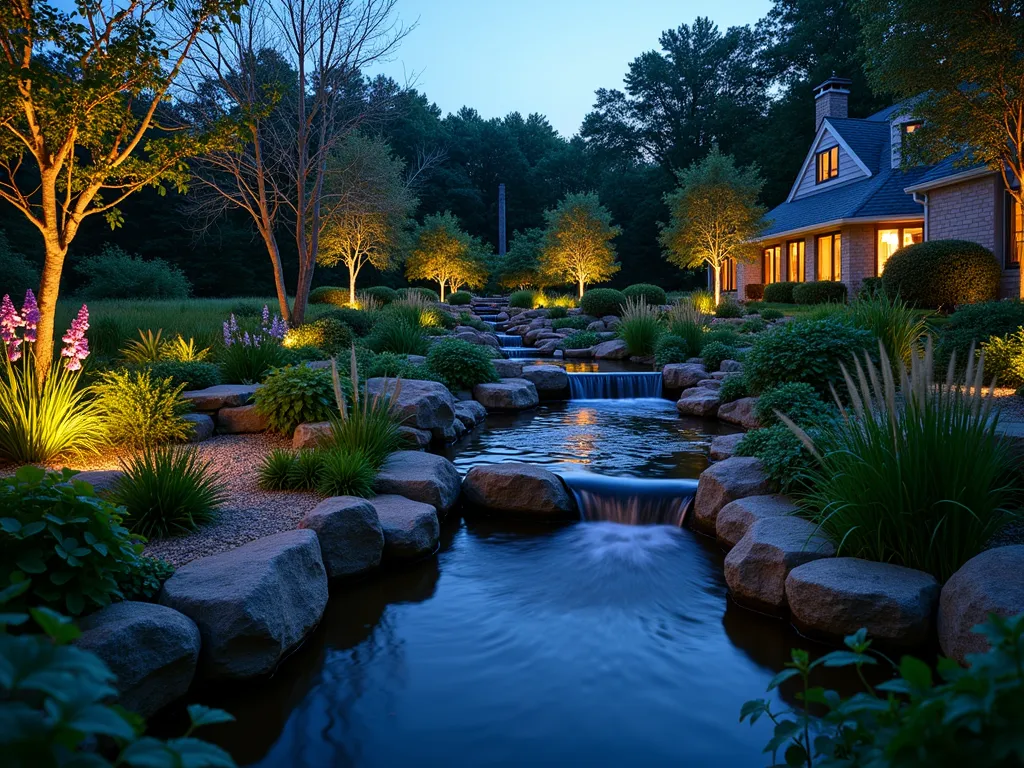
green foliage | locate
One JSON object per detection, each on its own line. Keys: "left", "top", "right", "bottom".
{"left": 622, "top": 283, "right": 667, "bottom": 305}
{"left": 858, "top": 275, "right": 884, "bottom": 299}
{"left": 665, "top": 302, "right": 708, "bottom": 358}
{"left": 116, "top": 555, "right": 174, "bottom": 602}
{"left": 93, "top": 369, "right": 190, "bottom": 449}
{"left": 364, "top": 286, "right": 401, "bottom": 305}
{"left": 120, "top": 328, "right": 164, "bottom": 363}
{"left": 77, "top": 245, "right": 191, "bottom": 300}
{"left": 704, "top": 327, "right": 742, "bottom": 347}
{"left": 558, "top": 331, "right": 600, "bottom": 350}
{"left": 744, "top": 316, "right": 876, "bottom": 396}
{"left": 309, "top": 286, "right": 349, "bottom": 306}
{"left": 457, "top": 312, "right": 490, "bottom": 332}
{"left": 686, "top": 289, "right": 716, "bottom": 314}
{"left": 753, "top": 382, "right": 831, "bottom": 428}
{"left": 317, "top": 448, "right": 376, "bottom": 497}
{"left": 739, "top": 316, "right": 766, "bottom": 334}
{"left": 284, "top": 317, "right": 353, "bottom": 355}
{"left": 0, "top": 231, "right": 38, "bottom": 298}
{"left": 320, "top": 307, "right": 375, "bottom": 337}
{"left": 735, "top": 424, "right": 815, "bottom": 492}
{"left": 111, "top": 446, "right": 227, "bottom": 539}
{"left": 141, "top": 361, "right": 221, "bottom": 391}
{"left": 742, "top": 613, "right": 1024, "bottom": 768}
{"left": 447, "top": 290, "right": 472, "bottom": 305}
{"left": 580, "top": 288, "right": 626, "bottom": 317}
{"left": 846, "top": 293, "right": 929, "bottom": 366}
{"left": 257, "top": 449, "right": 300, "bottom": 491}
{"left": 366, "top": 317, "right": 429, "bottom": 355}
{"left": 547, "top": 306, "right": 568, "bottom": 319}
{"left": 400, "top": 287, "right": 442, "bottom": 302}
{"left": 714, "top": 299, "right": 744, "bottom": 318}
{"left": 982, "top": 331, "right": 1024, "bottom": 387}
{"left": 792, "top": 280, "right": 849, "bottom": 305}
{"left": 938, "top": 300, "right": 1024, "bottom": 369}
{"left": 759, "top": 308, "right": 783, "bottom": 321}
{"left": 882, "top": 240, "right": 1001, "bottom": 311}
{"left": 253, "top": 365, "right": 335, "bottom": 435}
{"left": 762, "top": 281, "right": 798, "bottom": 303}
{"left": 218, "top": 340, "right": 286, "bottom": 385}
{"left": 161, "top": 334, "right": 210, "bottom": 363}
{"left": 426, "top": 338, "right": 499, "bottom": 390}
{"left": 655, "top": 335, "right": 698, "bottom": 366}
{"left": 789, "top": 343, "right": 1017, "bottom": 581}
{"left": 699, "top": 341, "right": 736, "bottom": 372}
{"left": 718, "top": 374, "right": 748, "bottom": 403}
{"left": 744, "top": 300, "right": 763, "bottom": 314}
{"left": 361, "top": 350, "right": 440, "bottom": 383}
{"left": 540, "top": 192, "right": 621, "bottom": 294}
{"left": 325, "top": 355, "right": 405, "bottom": 468}
{"left": 406, "top": 213, "right": 488, "bottom": 299}
{"left": 508, "top": 289, "right": 538, "bottom": 309}
{"left": 1, "top": 466, "right": 144, "bottom": 615}
{"left": 617, "top": 297, "right": 663, "bottom": 356}
{"left": 552, "top": 316, "right": 592, "bottom": 331}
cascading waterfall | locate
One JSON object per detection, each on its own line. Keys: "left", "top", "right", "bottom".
{"left": 561, "top": 473, "right": 697, "bottom": 527}
{"left": 568, "top": 372, "right": 662, "bottom": 399}
{"left": 496, "top": 334, "right": 522, "bottom": 347}
{"left": 503, "top": 348, "right": 541, "bottom": 359}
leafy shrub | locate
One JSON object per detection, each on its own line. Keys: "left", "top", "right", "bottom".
{"left": 792, "top": 280, "right": 848, "bottom": 305}
{"left": 117, "top": 555, "right": 174, "bottom": 602}
{"left": 279, "top": 345, "right": 327, "bottom": 365}
{"left": 317, "top": 448, "right": 376, "bottom": 496}
{"left": 309, "top": 286, "right": 349, "bottom": 305}
{"left": 704, "top": 328, "right": 742, "bottom": 347}
{"left": 161, "top": 334, "right": 210, "bottom": 362}
{"left": 616, "top": 297, "right": 662, "bottom": 356}
{"left": 362, "top": 350, "right": 440, "bottom": 382}
{"left": 320, "top": 307, "right": 375, "bottom": 337}
{"left": 655, "top": 335, "right": 697, "bottom": 366}
{"left": 142, "top": 361, "right": 221, "bottom": 391}
{"left": 325, "top": 353, "right": 405, "bottom": 468}
{"left": 744, "top": 283, "right": 764, "bottom": 301}
{"left": 508, "top": 289, "right": 537, "bottom": 309}
{"left": 363, "top": 285, "right": 400, "bottom": 305}
{"left": 881, "top": 239, "right": 1001, "bottom": 310}
{"left": 111, "top": 445, "right": 228, "bottom": 539}
{"left": 77, "top": 244, "right": 191, "bottom": 300}
{"left": 426, "top": 338, "right": 499, "bottom": 390}
{"left": 937, "top": 300, "right": 1024, "bottom": 369}
{"left": 700, "top": 341, "right": 736, "bottom": 372}
{"left": 715, "top": 299, "right": 744, "bottom": 318}
{"left": 739, "top": 317, "right": 766, "bottom": 334}
{"left": 1, "top": 466, "right": 144, "bottom": 615}
{"left": 846, "top": 292, "right": 928, "bottom": 365}
{"left": 93, "top": 369, "right": 191, "bottom": 448}
{"left": 753, "top": 382, "right": 830, "bottom": 428}
{"left": 229, "top": 300, "right": 263, "bottom": 318}
{"left": 218, "top": 340, "right": 286, "bottom": 384}
{"left": 744, "top": 316, "right": 875, "bottom": 396}
{"left": 622, "top": 283, "right": 667, "bottom": 306}
{"left": 787, "top": 342, "right": 1017, "bottom": 581}
{"left": 718, "top": 375, "right": 748, "bottom": 403}
{"left": 547, "top": 306, "right": 568, "bottom": 319}
{"left": 982, "top": 330, "right": 1024, "bottom": 387}
{"left": 580, "top": 288, "right": 627, "bottom": 317}
{"left": 759, "top": 308, "right": 783, "bottom": 321}
{"left": 762, "top": 281, "right": 798, "bottom": 303}
{"left": 284, "top": 317, "right": 353, "bottom": 355}
{"left": 366, "top": 316, "right": 429, "bottom": 355}
{"left": 253, "top": 365, "right": 335, "bottom": 435}
{"left": 552, "top": 316, "right": 592, "bottom": 331}
{"left": 447, "top": 290, "right": 472, "bottom": 305}
{"left": 558, "top": 331, "right": 600, "bottom": 350}
{"left": 735, "top": 424, "right": 814, "bottom": 492}
{"left": 120, "top": 328, "right": 164, "bottom": 363}
{"left": 858, "top": 275, "right": 884, "bottom": 299}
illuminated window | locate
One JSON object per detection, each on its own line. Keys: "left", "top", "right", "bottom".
{"left": 721, "top": 258, "right": 736, "bottom": 291}
{"left": 902, "top": 121, "right": 922, "bottom": 135}
{"left": 815, "top": 146, "right": 839, "bottom": 184}
{"left": 877, "top": 225, "right": 923, "bottom": 275}
{"left": 786, "top": 240, "right": 805, "bottom": 282}
{"left": 763, "top": 245, "right": 782, "bottom": 284}
{"left": 1009, "top": 194, "right": 1023, "bottom": 268}
{"left": 817, "top": 233, "right": 842, "bottom": 281}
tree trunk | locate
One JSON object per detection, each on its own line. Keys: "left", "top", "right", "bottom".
{"left": 578, "top": 277, "right": 585, "bottom": 298}
{"left": 438, "top": 280, "right": 445, "bottom": 302}
{"left": 713, "top": 264, "right": 722, "bottom": 307}
{"left": 34, "top": 233, "right": 68, "bottom": 383}
{"left": 258, "top": 227, "right": 289, "bottom": 323}
{"left": 349, "top": 266, "right": 358, "bottom": 307}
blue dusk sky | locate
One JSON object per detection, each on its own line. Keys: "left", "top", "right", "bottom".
{"left": 373, "top": 0, "right": 772, "bottom": 137}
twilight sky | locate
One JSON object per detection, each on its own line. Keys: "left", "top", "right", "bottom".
{"left": 373, "top": 0, "right": 772, "bottom": 138}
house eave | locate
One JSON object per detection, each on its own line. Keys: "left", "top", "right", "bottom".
{"left": 903, "top": 166, "right": 996, "bottom": 194}
{"left": 755, "top": 213, "right": 924, "bottom": 243}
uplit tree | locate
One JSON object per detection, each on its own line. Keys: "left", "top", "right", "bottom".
{"left": 406, "top": 213, "right": 487, "bottom": 301}
{"left": 660, "top": 149, "right": 766, "bottom": 306}
{"left": 498, "top": 228, "right": 544, "bottom": 290}
{"left": 539, "top": 192, "right": 620, "bottom": 298}
{"left": 0, "top": 0, "right": 242, "bottom": 380}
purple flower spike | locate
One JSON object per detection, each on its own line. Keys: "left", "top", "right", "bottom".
{"left": 61, "top": 304, "right": 90, "bottom": 371}
{"left": 262, "top": 304, "right": 270, "bottom": 327}
{"left": 0, "top": 294, "right": 24, "bottom": 361}
{"left": 21, "top": 290, "right": 39, "bottom": 343}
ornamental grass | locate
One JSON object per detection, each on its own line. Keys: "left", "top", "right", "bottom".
{"left": 616, "top": 297, "right": 663, "bottom": 357}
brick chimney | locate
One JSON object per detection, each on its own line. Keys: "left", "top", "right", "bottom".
{"left": 814, "top": 74, "right": 852, "bottom": 130}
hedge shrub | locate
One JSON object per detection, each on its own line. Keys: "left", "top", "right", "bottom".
{"left": 447, "top": 291, "right": 472, "bottom": 305}
{"left": 622, "top": 283, "right": 667, "bottom": 306}
{"left": 77, "top": 245, "right": 191, "bottom": 300}
{"left": 283, "top": 317, "right": 352, "bottom": 355}
{"left": 718, "top": 375, "right": 749, "bottom": 403}
{"left": 745, "top": 283, "right": 765, "bottom": 301}
{"left": 426, "top": 338, "right": 499, "bottom": 390}
{"left": 580, "top": 288, "right": 627, "bottom": 317}
{"left": 881, "top": 239, "right": 1000, "bottom": 310}
{"left": 763, "top": 281, "right": 798, "bottom": 304}
{"left": 558, "top": 331, "right": 600, "bottom": 350}
{"left": 938, "top": 300, "right": 1024, "bottom": 371}
{"left": 363, "top": 286, "right": 400, "bottom": 305}
{"left": 547, "top": 306, "right": 568, "bottom": 319}
{"left": 715, "top": 300, "right": 744, "bottom": 318}
{"left": 792, "top": 280, "right": 848, "bottom": 305}
{"left": 508, "top": 289, "right": 536, "bottom": 309}
{"left": 309, "top": 286, "right": 348, "bottom": 306}
{"left": 858, "top": 276, "right": 883, "bottom": 300}
{"left": 654, "top": 335, "right": 695, "bottom": 366}
{"left": 752, "top": 382, "right": 831, "bottom": 428}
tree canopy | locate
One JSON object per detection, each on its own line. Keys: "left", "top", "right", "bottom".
{"left": 539, "top": 192, "right": 621, "bottom": 297}
{"left": 406, "top": 212, "right": 488, "bottom": 301}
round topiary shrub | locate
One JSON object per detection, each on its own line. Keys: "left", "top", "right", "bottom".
{"left": 362, "top": 286, "right": 400, "bottom": 305}
{"left": 715, "top": 300, "right": 744, "bottom": 318}
{"left": 284, "top": 317, "right": 353, "bottom": 355}
{"left": 759, "top": 308, "right": 784, "bottom": 321}
{"left": 253, "top": 364, "right": 335, "bottom": 435}
{"left": 763, "top": 281, "right": 798, "bottom": 304}
{"left": 881, "top": 239, "right": 1000, "bottom": 310}
{"left": 858, "top": 276, "right": 883, "bottom": 300}
{"left": 309, "top": 286, "right": 349, "bottom": 306}
{"left": 745, "top": 283, "right": 765, "bottom": 301}
{"left": 547, "top": 306, "right": 568, "bottom": 319}
{"left": 580, "top": 288, "right": 627, "bottom": 318}
{"left": 700, "top": 341, "right": 736, "bottom": 372}
{"left": 622, "top": 283, "right": 667, "bottom": 306}
{"left": 752, "top": 382, "right": 831, "bottom": 428}
{"left": 508, "top": 289, "right": 537, "bottom": 309}
{"left": 792, "top": 281, "right": 848, "bottom": 305}
{"left": 319, "top": 307, "right": 374, "bottom": 337}
{"left": 447, "top": 291, "right": 472, "bottom": 305}
{"left": 654, "top": 335, "right": 695, "bottom": 366}
{"left": 426, "top": 338, "right": 499, "bottom": 391}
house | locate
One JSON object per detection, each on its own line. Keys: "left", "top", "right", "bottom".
{"left": 733, "top": 76, "right": 1024, "bottom": 300}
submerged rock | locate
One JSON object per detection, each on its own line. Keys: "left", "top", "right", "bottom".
{"left": 473, "top": 378, "right": 539, "bottom": 411}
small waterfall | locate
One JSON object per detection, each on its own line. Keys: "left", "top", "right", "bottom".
{"left": 561, "top": 473, "right": 697, "bottom": 527}
{"left": 496, "top": 334, "right": 522, "bottom": 347}
{"left": 568, "top": 372, "right": 662, "bottom": 399}
{"left": 503, "top": 348, "right": 541, "bottom": 359}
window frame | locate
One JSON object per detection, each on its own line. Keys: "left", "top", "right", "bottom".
{"left": 1008, "top": 191, "right": 1023, "bottom": 270}
{"left": 815, "top": 146, "right": 839, "bottom": 185}
{"left": 786, "top": 239, "right": 805, "bottom": 283}
{"left": 874, "top": 223, "right": 924, "bottom": 276}
{"left": 763, "top": 244, "right": 782, "bottom": 285}
{"left": 816, "top": 231, "right": 842, "bottom": 282}
{"left": 901, "top": 121, "right": 923, "bottom": 136}
{"left": 720, "top": 257, "right": 737, "bottom": 292}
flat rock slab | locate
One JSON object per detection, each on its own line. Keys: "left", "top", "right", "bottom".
{"left": 473, "top": 378, "right": 539, "bottom": 411}
{"left": 716, "top": 494, "right": 798, "bottom": 549}
{"left": 71, "top": 469, "right": 124, "bottom": 496}
{"left": 718, "top": 397, "right": 760, "bottom": 430}
{"left": 374, "top": 450, "right": 461, "bottom": 512}
{"left": 454, "top": 400, "right": 488, "bottom": 428}
{"left": 370, "top": 494, "right": 440, "bottom": 562}
{"left": 939, "top": 545, "right": 1024, "bottom": 664}
{"left": 77, "top": 601, "right": 200, "bottom": 717}
{"left": 217, "top": 404, "right": 269, "bottom": 434}
{"left": 593, "top": 339, "right": 629, "bottom": 359}
{"left": 299, "top": 496, "right": 383, "bottom": 579}
{"left": 676, "top": 387, "right": 721, "bottom": 417}
{"left": 692, "top": 456, "right": 771, "bottom": 535}
{"left": 493, "top": 359, "right": 524, "bottom": 378}
{"left": 663, "top": 364, "right": 707, "bottom": 391}
{"left": 521, "top": 364, "right": 569, "bottom": 393}
{"left": 183, "top": 413, "right": 215, "bottom": 443}
{"left": 787, "top": 558, "right": 939, "bottom": 647}
{"left": 293, "top": 421, "right": 332, "bottom": 449}
{"left": 159, "top": 529, "right": 328, "bottom": 680}
{"left": 724, "top": 516, "right": 835, "bottom": 612}
{"left": 181, "top": 384, "right": 260, "bottom": 411}
{"left": 709, "top": 433, "right": 745, "bottom": 461}
{"left": 366, "top": 378, "right": 457, "bottom": 433}
{"left": 463, "top": 463, "right": 577, "bottom": 520}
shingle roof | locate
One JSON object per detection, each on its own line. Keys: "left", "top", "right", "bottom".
{"left": 825, "top": 118, "right": 889, "bottom": 173}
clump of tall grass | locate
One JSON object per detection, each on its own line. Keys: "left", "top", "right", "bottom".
{"left": 665, "top": 301, "right": 709, "bottom": 358}
{"left": 845, "top": 292, "right": 928, "bottom": 367}
{"left": 686, "top": 289, "right": 716, "bottom": 315}
{"left": 781, "top": 338, "right": 1018, "bottom": 582}
{"left": 616, "top": 297, "right": 663, "bottom": 357}
{"left": 325, "top": 347, "right": 404, "bottom": 468}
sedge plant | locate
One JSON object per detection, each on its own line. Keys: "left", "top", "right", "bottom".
{"left": 665, "top": 300, "right": 710, "bottom": 358}
{"left": 616, "top": 297, "right": 663, "bottom": 357}
{"left": 327, "top": 346, "right": 404, "bottom": 469}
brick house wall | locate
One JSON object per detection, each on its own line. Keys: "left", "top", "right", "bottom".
{"left": 841, "top": 224, "right": 875, "bottom": 296}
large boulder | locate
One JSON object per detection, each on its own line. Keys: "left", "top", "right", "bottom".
{"left": 787, "top": 558, "right": 940, "bottom": 647}
{"left": 159, "top": 530, "right": 328, "bottom": 680}
{"left": 493, "top": 359, "right": 524, "bottom": 378}
{"left": 398, "top": 425, "right": 433, "bottom": 448}
{"left": 724, "top": 517, "right": 835, "bottom": 612}
{"left": 473, "top": 378, "right": 539, "bottom": 411}
{"left": 938, "top": 546, "right": 1024, "bottom": 664}
{"left": 662, "top": 363, "right": 707, "bottom": 391}
{"left": 716, "top": 494, "right": 798, "bottom": 549}
{"left": 71, "top": 469, "right": 124, "bottom": 496}
{"left": 182, "top": 413, "right": 215, "bottom": 442}
{"left": 593, "top": 339, "right": 630, "bottom": 359}
{"left": 718, "top": 397, "right": 760, "bottom": 430}
{"left": 370, "top": 494, "right": 440, "bottom": 561}
{"left": 463, "top": 463, "right": 577, "bottom": 520}
{"left": 365, "top": 378, "right": 457, "bottom": 436}
{"left": 454, "top": 400, "right": 487, "bottom": 429}
{"left": 373, "top": 450, "right": 461, "bottom": 512}
{"left": 692, "top": 456, "right": 772, "bottom": 535}
{"left": 676, "top": 387, "right": 722, "bottom": 418}
{"left": 709, "top": 432, "right": 745, "bottom": 461}
{"left": 720, "top": 359, "right": 744, "bottom": 373}
{"left": 299, "top": 496, "right": 383, "bottom": 579}
{"left": 77, "top": 601, "right": 200, "bottom": 717}
{"left": 217, "top": 404, "right": 269, "bottom": 434}
{"left": 181, "top": 384, "right": 260, "bottom": 412}
{"left": 521, "top": 364, "right": 569, "bottom": 393}
{"left": 293, "top": 421, "right": 332, "bottom": 449}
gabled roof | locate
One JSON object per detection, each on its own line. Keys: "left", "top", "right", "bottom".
{"left": 825, "top": 118, "right": 889, "bottom": 174}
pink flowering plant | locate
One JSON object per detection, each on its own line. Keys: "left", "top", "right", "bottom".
{"left": 219, "top": 305, "right": 287, "bottom": 384}
{"left": 0, "top": 291, "right": 104, "bottom": 463}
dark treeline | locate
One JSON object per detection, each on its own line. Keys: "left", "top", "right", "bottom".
{"left": 0, "top": 0, "right": 887, "bottom": 297}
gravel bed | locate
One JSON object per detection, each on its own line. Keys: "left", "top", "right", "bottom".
{"left": 993, "top": 387, "right": 1024, "bottom": 423}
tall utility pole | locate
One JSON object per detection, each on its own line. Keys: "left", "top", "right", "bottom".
{"left": 498, "top": 183, "right": 507, "bottom": 256}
